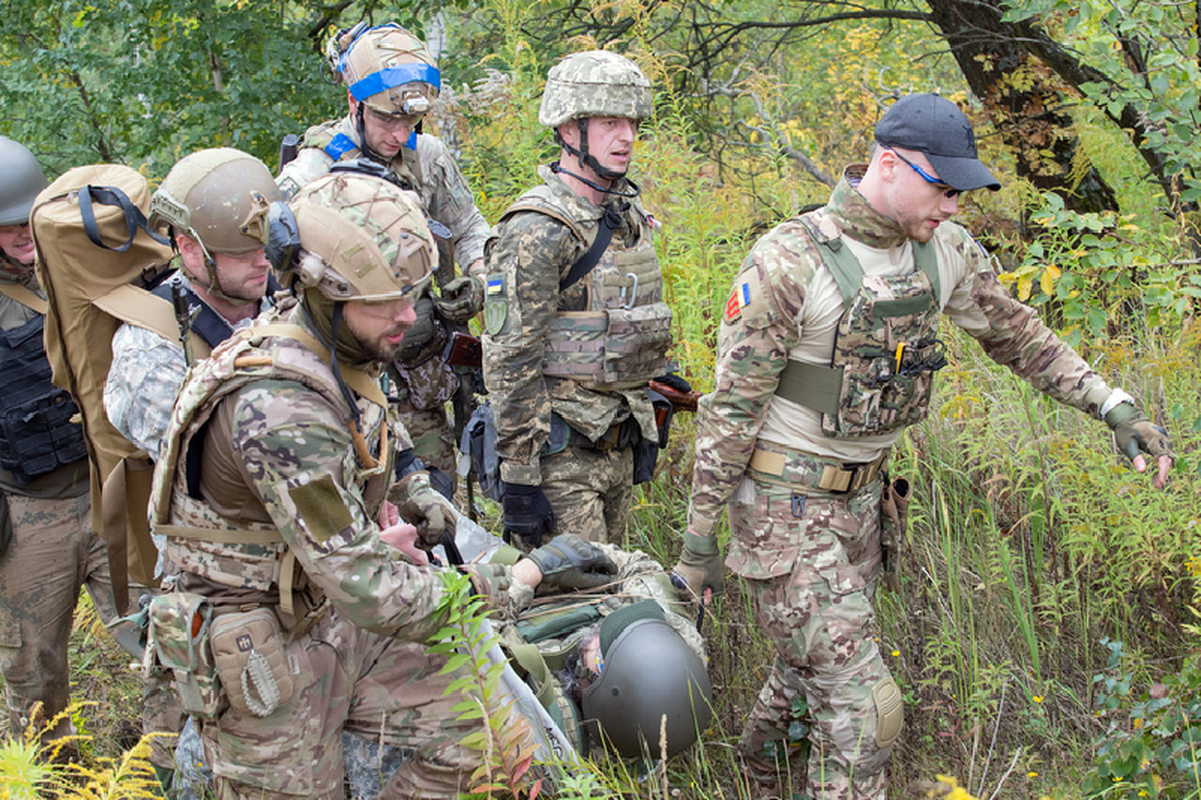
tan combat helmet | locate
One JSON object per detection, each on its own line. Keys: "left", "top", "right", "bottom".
{"left": 329, "top": 23, "right": 440, "bottom": 119}
{"left": 149, "top": 147, "right": 281, "bottom": 303}
{"left": 539, "top": 50, "right": 652, "bottom": 182}
{"left": 270, "top": 171, "right": 435, "bottom": 303}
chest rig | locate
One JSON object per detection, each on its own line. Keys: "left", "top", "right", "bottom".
{"left": 502, "top": 186, "right": 672, "bottom": 391}
{"left": 151, "top": 315, "right": 394, "bottom": 612}
{"left": 776, "top": 210, "right": 947, "bottom": 438}
{"left": 0, "top": 285, "right": 87, "bottom": 484}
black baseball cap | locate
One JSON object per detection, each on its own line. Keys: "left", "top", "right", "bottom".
{"left": 875, "top": 93, "right": 1001, "bottom": 192}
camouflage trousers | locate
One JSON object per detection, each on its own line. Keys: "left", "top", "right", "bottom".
{"left": 728, "top": 476, "right": 898, "bottom": 800}
{"left": 514, "top": 443, "right": 633, "bottom": 553}
{"left": 197, "top": 606, "right": 484, "bottom": 799}
{"left": 397, "top": 403, "right": 459, "bottom": 495}
{"left": 0, "top": 492, "right": 184, "bottom": 768}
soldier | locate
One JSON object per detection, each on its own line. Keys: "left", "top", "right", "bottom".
{"left": 0, "top": 137, "right": 156, "bottom": 754}
{"left": 146, "top": 171, "right": 614, "bottom": 799}
{"left": 482, "top": 51, "right": 676, "bottom": 550}
{"left": 105, "top": 147, "right": 282, "bottom": 463}
{"left": 278, "top": 23, "right": 490, "bottom": 495}
{"left": 674, "top": 93, "right": 1174, "bottom": 798}
{"left": 102, "top": 147, "right": 282, "bottom": 791}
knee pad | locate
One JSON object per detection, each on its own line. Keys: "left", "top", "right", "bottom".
{"left": 873, "top": 676, "right": 904, "bottom": 748}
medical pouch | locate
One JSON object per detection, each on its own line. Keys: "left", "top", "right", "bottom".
{"left": 149, "top": 592, "right": 224, "bottom": 719}
{"left": 210, "top": 607, "right": 294, "bottom": 718}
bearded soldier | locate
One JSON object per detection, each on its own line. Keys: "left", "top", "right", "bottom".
{"left": 482, "top": 51, "right": 679, "bottom": 550}
{"left": 146, "top": 171, "right": 613, "bottom": 799}
{"left": 675, "top": 93, "right": 1174, "bottom": 798}
{"left": 278, "top": 23, "right": 489, "bottom": 496}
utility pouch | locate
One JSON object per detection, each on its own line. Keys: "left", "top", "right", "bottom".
{"left": 463, "top": 401, "right": 503, "bottom": 502}
{"left": 879, "top": 476, "right": 911, "bottom": 592}
{"left": 210, "top": 607, "right": 294, "bottom": 719}
{"left": 632, "top": 434, "right": 658, "bottom": 485}
{"left": 149, "top": 593, "right": 224, "bottom": 719}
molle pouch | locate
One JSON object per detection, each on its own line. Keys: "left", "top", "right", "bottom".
{"left": 632, "top": 434, "right": 658, "bottom": 485}
{"left": 879, "top": 476, "right": 911, "bottom": 592}
{"left": 210, "top": 607, "right": 294, "bottom": 719}
{"left": 149, "top": 593, "right": 224, "bottom": 719}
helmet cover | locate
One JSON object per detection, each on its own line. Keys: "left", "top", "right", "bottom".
{"left": 539, "top": 50, "right": 652, "bottom": 129}
{"left": 334, "top": 24, "right": 440, "bottom": 116}
{"left": 277, "top": 171, "right": 435, "bottom": 303}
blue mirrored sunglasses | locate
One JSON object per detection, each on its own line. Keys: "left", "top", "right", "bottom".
{"left": 885, "top": 147, "right": 961, "bottom": 198}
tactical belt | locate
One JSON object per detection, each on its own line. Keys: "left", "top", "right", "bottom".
{"left": 568, "top": 416, "right": 641, "bottom": 452}
{"left": 747, "top": 442, "right": 888, "bottom": 494}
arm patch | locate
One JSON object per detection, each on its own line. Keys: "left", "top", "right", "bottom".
{"left": 289, "top": 474, "right": 355, "bottom": 544}
{"left": 724, "top": 263, "right": 775, "bottom": 329}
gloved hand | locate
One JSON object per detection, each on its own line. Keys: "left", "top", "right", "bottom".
{"left": 653, "top": 372, "right": 692, "bottom": 394}
{"left": 393, "top": 471, "right": 457, "bottom": 549}
{"left": 432, "top": 274, "right": 485, "bottom": 322}
{"left": 526, "top": 534, "right": 618, "bottom": 590}
{"left": 1105, "top": 400, "right": 1173, "bottom": 488}
{"left": 671, "top": 529, "right": 724, "bottom": 605}
{"left": 502, "top": 482, "right": 555, "bottom": 547}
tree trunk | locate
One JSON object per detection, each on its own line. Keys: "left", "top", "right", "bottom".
{"left": 924, "top": 0, "right": 1119, "bottom": 215}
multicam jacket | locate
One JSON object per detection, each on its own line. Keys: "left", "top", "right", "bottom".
{"left": 687, "top": 166, "right": 1115, "bottom": 538}
{"left": 482, "top": 165, "right": 663, "bottom": 486}
{"left": 276, "top": 118, "right": 489, "bottom": 269}
{"left": 149, "top": 304, "right": 517, "bottom": 635}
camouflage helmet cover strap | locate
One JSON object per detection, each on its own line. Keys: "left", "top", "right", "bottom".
{"left": 335, "top": 24, "right": 440, "bottom": 114}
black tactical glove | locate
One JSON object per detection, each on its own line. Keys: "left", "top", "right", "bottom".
{"left": 502, "top": 482, "right": 555, "bottom": 547}
{"left": 433, "top": 274, "right": 485, "bottom": 322}
{"left": 671, "top": 529, "right": 724, "bottom": 603}
{"left": 653, "top": 372, "right": 692, "bottom": 394}
{"left": 526, "top": 533, "right": 617, "bottom": 590}
{"left": 1105, "top": 401, "right": 1173, "bottom": 463}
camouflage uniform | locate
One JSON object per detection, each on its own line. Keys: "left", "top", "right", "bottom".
{"left": 149, "top": 303, "right": 526, "bottom": 799}
{"left": 688, "top": 169, "right": 1116, "bottom": 797}
{"left": 482, "top": 164, "right": 665, "bottom": 548}
{"left": 278, "top": 121, "right": 489, "bottom": 482}
{"left": 0, "top": 272, "right": 175, "bottom": 753}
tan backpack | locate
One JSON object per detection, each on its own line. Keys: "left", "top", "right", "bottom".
{"left": 29, "top": 165, "right": 179, "bottom": 612}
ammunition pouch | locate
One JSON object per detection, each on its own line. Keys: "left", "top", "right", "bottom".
{"left": 879, "top": 476, "right": 911, "bottom": 592}
{"left": 149, "top": 593, "right": 224, "bottom": 720}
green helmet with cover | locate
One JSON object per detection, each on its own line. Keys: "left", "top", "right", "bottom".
{"left": 329, "top": 23, "right": 440, "bottom": 118}
{"left": 0, "top": 136, "right": 49, "bottom": 227}
{"left": 149, "top": 147, "right": 280, "bottom": 256}
{"left": 270, "top": 171, "right": 435, "bottom": 303}
{"left": 538, "top": 50, "right": 652, "bottom": 129}
{"left": 581, "top": 601, "right": 713, "bottom": 759}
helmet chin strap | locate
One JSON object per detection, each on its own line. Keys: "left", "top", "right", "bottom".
{"left": 554, "top": 119, "right": 640, "bottom": 199}
{"left": 354, "top": 102, "right": 392, "bottom": 165}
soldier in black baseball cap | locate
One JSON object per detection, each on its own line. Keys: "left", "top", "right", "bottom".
{"left": 874, "top": 92, "right": 1001, "bottom": 192}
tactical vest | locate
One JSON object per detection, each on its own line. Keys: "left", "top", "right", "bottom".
{"left": 501, "top": 186, "right": 672, "bottom": 391}
{"left": 151, "top": 313, "right": 394, "bottom": 613}
{"left": 305, "top": 121, "right": 426, "bottom": 193}
{"left": 775, "top": 209, "right": 946, "bottom": 438}
{"left": 0, "top": 286, "right": 87, "bottom": 484}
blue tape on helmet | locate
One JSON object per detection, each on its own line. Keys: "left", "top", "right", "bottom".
{"left": 349, "top": 63, "right": 441, "bottom": 102}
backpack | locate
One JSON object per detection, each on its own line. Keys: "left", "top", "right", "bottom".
{"left": 29, "top": 165, "right": 180, "bottom": 613}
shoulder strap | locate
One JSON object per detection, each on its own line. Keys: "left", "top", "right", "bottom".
{"left": 0, "top": 283, "right": 48, "bottom": 315}
{"left": 796, "top": 214, "right": 863, "bottom": 310}
{"left": 150, "top": 281, "right": 232, "bottom": 351}
{"left": 560, "top": 204, "right": 623, "bottom": 293}
{"left": 94, "top": 284, "right": 213, "bottom": 360}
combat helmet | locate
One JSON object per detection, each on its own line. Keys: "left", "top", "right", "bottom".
{"left": 540, "top": 50, "right": 652, "bottom": 183}
{"left": 581, "top": 601, "right": 713, "bottom": 759}
{"left": 149, "top": 147, "right": 281, "bottom": 304}
{"left": 328, "top": 23, "right": 440, "bottom": 160}
{"left": 0, "top": 136, "right": 49, "bottom": 227}
{"left": 267, "top": 171, "right": 435, "bottom": 304}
